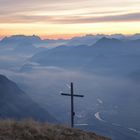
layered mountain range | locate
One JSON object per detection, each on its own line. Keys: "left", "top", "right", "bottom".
{"left": 29, "top": 37, "right": 140, "bottom": 75}
{"left": 0, "top": 34, "right": 140, "bottom": 140}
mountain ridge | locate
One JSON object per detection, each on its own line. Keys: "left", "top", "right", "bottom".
{"left": 28, "top": 37, "right": 140, "bottom": 71}
{"left": 0, "top": 74, "right": 56, "bottom": 122}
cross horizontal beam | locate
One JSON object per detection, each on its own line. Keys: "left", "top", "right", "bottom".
{"left": 61, "top": 93, "right": 84, "bottom": 97}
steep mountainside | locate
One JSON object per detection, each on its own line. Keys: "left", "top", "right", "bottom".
{"left": 0, "top": 74, "right": 55, "bottom": 122}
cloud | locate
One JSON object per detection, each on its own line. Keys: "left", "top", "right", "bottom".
{"left": 0, "top": 0, "right": 140, "bottom": 36}
{"left": 53, "top": 12, "right": 140, "bottom": 24}
{"left": 0, "top": 0, "right": 140, "bottom": 24}
{"left": 0, "top": 12, "right": 140, "bottom": 24}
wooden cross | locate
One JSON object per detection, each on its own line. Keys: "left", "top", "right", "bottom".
{"left": 61, "top": 82, "right": 84, "bottom": 128}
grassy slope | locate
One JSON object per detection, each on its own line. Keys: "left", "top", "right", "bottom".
{"left": 0, "top": 119, "right": 111, "bottom": 140}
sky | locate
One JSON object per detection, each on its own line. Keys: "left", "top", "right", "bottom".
{"left": 0, "top": 0, "right": 140, "bottom": 39}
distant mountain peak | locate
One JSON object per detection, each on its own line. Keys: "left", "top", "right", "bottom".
{"left": 94, "top": 37, "right": 123, "bottom": 47}
{"left": 99, "top": 37, "right": 110, "bottom": 41}
{"left": 1, "top": 35, "right": 41, "bottom": 44}
{"left": 99, "top": 37, "right": 120, "bottom": 42}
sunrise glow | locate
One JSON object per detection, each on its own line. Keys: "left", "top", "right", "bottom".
{"left": 0, "top": 0, "right": 140, "bottom": 39}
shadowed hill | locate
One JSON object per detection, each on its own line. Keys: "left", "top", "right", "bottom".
{"left": 0, "top": 74, "right": 56, "bottom": 122}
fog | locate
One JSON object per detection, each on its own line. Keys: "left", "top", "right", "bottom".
{"left": 0, "top": 57, "right": 139, "bottom": 126}
{"left": 1, "top": 36, "right": 140, "bottom": 139}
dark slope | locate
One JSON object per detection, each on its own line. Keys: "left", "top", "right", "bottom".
{"left": 0, "top": 74, "right": 56, "bottom": 122}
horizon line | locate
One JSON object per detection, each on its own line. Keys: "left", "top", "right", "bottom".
{"left": 0, "top": 33, "right": 140, "bottom": 40}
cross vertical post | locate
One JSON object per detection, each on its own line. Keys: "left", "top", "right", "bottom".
{"left": 71, "top": 82, "right": 74, "bottom": 127}
{"left": 61, "top": 82, "right": 84, "bottom": 128}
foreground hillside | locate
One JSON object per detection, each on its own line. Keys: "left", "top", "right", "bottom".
{"left": 0, "top": 120, "right": 111, "bottom": 140}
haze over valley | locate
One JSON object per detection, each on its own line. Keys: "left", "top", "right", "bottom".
{"left": 0, "top": 34, "right": 140, "bottom": 140}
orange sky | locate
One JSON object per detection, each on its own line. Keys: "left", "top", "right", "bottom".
{"left": 0, "top": 0, "right": 140, "bottom": 39}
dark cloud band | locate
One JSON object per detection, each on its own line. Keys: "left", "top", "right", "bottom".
{"left": 0, "top": 12, "right": 140, "bottom": 24}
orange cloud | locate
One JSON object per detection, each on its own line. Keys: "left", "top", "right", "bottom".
{"left": 0, "top": 0, "right": 140, "bottom": 38}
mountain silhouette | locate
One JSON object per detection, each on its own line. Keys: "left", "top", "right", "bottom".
{"left": 29, "top": 37, "right": 140, "bottom": 71}
{"left": 0, "top": 74, "right": 56, "bottom": 122}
